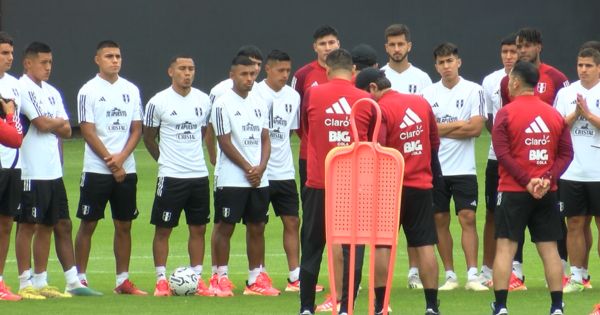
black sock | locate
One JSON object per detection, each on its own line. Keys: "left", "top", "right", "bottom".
{"left": 374, "top": 286, "right": 386, "bottom": 312}
{"left": 424, "top": 288, "right": 438, "bottom": 311}
{"left": 494, "top": 289, "right": 508, "bottom": 309}
{"left": 299, "top": 268, "right": 317, "bottom": 312}
{"left": 550, "top": 291, "right": 563, "bottom": 311}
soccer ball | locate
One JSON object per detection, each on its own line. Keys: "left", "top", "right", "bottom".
{"left": 169, "top": 267, "right": 198, "bottom": 296}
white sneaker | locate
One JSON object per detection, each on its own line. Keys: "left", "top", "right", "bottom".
{"left": 408, "top": 274, "right": 424, "bottom": 289}
{"left": 465, "top": 279, "right": 489, "bottom": 291}
{"left": 438, "top": 277, "right": 459, "bottom": 291}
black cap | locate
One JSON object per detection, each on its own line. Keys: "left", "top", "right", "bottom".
{"left": 351, "top": 44, "right": 378, "bottom": 71}
{"left": 355, "top": 67, "right": 386, "bottom": 90}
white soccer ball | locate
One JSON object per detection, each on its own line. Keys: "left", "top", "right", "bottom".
{"left": 169, "top": 267, "right": 198, "bottom": 296}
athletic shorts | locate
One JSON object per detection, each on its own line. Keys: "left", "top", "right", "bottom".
{"left": 559, "top": 179, "right": 600, "bottom": 217}
{"left": 0, "top": 168, "right": 23, "bottom": 217}
{"left": 495, "top": 191, "right": 563, "bottom": 243}
{"left": 400, "top": 187, "right": 438, "bottom": 247}
{"left": 151, "top": 176, "right": 210, "bottom": 228}
{"left": 433, "top": 175, "right": 478, "bottom": 214}
{"left": 268, "top": 179, "right": 299, "bottom": 217}
{"left": 77, "top": 172, "right": 138, "bottom": 221}
{"left": 485, "top": 159, "right": 499, "bottom": 212}
{"left": 18, "top": 178, "right": 69, "bottom": 226}
{"left": 214, "top": 186, "right": 269, "bottom": 225}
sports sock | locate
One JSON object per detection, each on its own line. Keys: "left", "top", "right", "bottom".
{"left": 260, "top": 265, "right": 267, "bottom": 273}
{"left": 116, "top": 272, "right": 128, "bottom": 287}
{"left": 155, "top": 266, "right": 166, "bottom": 281}
{"left": 374, "top": 286, "right": 386, "bottom": 312}
{"left": 494, "top": 289, "right": 508, "bottom": 310}
{"left": 18, "top": 269, "right": 32, "bottom": 289}
{"left": 211, "top": 265, "right": 217, "bottom": 275}
{"left": 408, "top": 267, "right": 419, "bottom": 277}
{"left": 445, "top": 270, "right": 457, "bottom": 280}
{"left": 561, "top": 259, "right": 569, "bottom": 276}
{"left": 65, "top": 266, "right": 83, "bottom": 289}
{"left": 583, "top": 268, "right": 590, "bottom": 280}
{"left": 248, "top": 267, "right": 261, "bottom": 285}
{"left": 550, "top": 291, "right": 563, "bottom": 311}
{"left": 289, "top": 267, "right": 300, "bottom": 282}
{"left": 32, "top": 271, "right": 48, "bottom": 289}
{"left": 512, "top": 261, "right": 523, "bottom": 280}
{"left": 192, "top": 265, "right": 203, "bottom": 278}
{"left": 0, "top": 275, "right": 3, "bottom": 282}
{"left": 424, "top": 288, "right": 439, "bottom": 311}
{"left": 217, "top": 265, "right": 228, "bottom": 278}
{"left": 77, "top": 273, "right": 87, "bottom": 283}
{"left": 570, "top": 266, "right": 583, "bottom": 283}
{"left": 481, "top": 265, "right": 493, "bottom": 279}
{"left": 467, "top": 267, "right": 479, "bottom": 281}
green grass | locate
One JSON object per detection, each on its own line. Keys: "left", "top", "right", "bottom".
{"left": 1, "top": 132, "right": 598, "bottom": 314}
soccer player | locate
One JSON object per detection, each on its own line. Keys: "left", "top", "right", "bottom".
{"left": 491, "top": 60, "right": 573, "bottom": 315}
{"left": 210, "top": 55, "right": 278, "bottom": 297}
{"left": 298, "top": 48, "right": 370, "bottom": 315}
{"left": 381, "top": 24, "right": 432, "bottom": 95}
{"left": 421, "top": 42, "right": 488, "bottom": 291}
{"left": 355, "top": 68, "right": 442, "bottom": 314}
{"left": 143, "top": 55, "right": 212, "bottom": 297}
{"left": 381, "top": 23, "right": 433, "bottom": 290}
{"left": 499, "top": 27, "right": 570, "bottom": 291}
{"left": 480, "top": 33, "right": 518, "bottom": 287}
{"left": 0, "top": 31, "right": 24, "bottom": 301}
{"left": 554, "top": 47, "right": 600, "bottom": 293}
{"left": 74, "top": 40, "right": 145, "bottom": 295}
{"left": 16, "top": 42, "right": 100, "bottom": 299}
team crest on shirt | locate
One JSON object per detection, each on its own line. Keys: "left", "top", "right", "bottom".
{"left": 537, "top": 82, "right": 547, "bottom": 93}
{"left": 122, "top": 94, "right": 130, "bottom": 103}
{"left": 596, "top": 100, "right": 600, "bottom": 108}
{"left": 48, "top": 96, "right": 56, "bottom": 105}
{"left": 408, "top": 84, "right": 417, "bottom": 94}
{"left": 82, "top": 205, "right": 90, "bottom": 216}
{"left": 162, "top": 211, "right": 172, "bottom": 222}
{"left": 12, "top": 88, "right": 19, "bottom": 97}
{"left": 455, "top": 99, "right": 464, "bottom": 108}
{"left": 254, "top": 108, "right": 262, "bottom": 118}
{"left": 195, "top": 107, "right": 202, "bottom": 117}
{"left": 285, "top": 103, "right": 293, "bottom": 113}
{"left": 222, "top": 207, "right": 230, "bottom": 218}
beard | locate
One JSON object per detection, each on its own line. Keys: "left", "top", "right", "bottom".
{"left": 388, "top": 52, "right": 407, "bottom": 63}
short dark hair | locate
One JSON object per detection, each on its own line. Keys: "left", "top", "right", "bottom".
{"left": 351, "top": 44, "right": 377, "bottom": 70}
{"left": 511, "top": 60, "right": 539, "bottom": 89}
{"left": 500, "top": 33, "right": 517, "bottom": 46}
{"left": 325, "top": 48, "right": 353, "bottom": 72}
{"left": 0, "top": 32, "right": 14, "bottom": 46}
{"left": 24, "top": 41, "right": 51, "bottom": 59}
{"left": 313, "top": 25, "right": 338, "bottom": 41}
{"left": 266, "top": 49, "right": 291, "bottom": 63}
{"left": 96, "top": 40, "right": 119, "bottom": 51}
{"left": 578, "top": 47, "right": 600, "bottom": 65}
{"left": 169, "top": 54, "right": 194, "bottom": 66}
{"left": 433, "top": 42, "right": 459, "bottom": 59}
{"left": 236, "top": 45, "right": 263, "bottom": 61}
{"left": 231, "top": 55, "right": 255, "bottom": 67}
{"left": 580, "top": 40, "right": 600, "bottom": 54}
{"left": 516, "top": 28, "right": 542, "bottom": 44}
{"left": 384, "top": 24, "right": 411, "bottom": 42}
{"left": 355, "top": 68, "right": 391, "bottom": 90}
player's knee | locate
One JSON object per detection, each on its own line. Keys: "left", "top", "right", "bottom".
{"left": 458, "top": 210, "right": 476, "bottom": 226}
{"left": 55, "top": 219, "right": 73, "bottom": 235}
{"left": 567, "top": 216, "right": 586, "bottom": 229}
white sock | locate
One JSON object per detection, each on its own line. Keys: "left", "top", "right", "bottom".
{"left": 512, "top": 262, "right": 523, "bottom": 280}
{"left": 289, "top": 267, "right": 300, "bottom": 282}
{"left": 445, "top": 270, "right": 457, "bottom": 280}
{"left": 155, "top": 266, "right": 166, "bottom": 281}
{"left": 212, "top": 265, "right": 217, "bottom": 275}
{"left": 467, "top": 267, "right": 479, "bottom": 281}
{"left": 561, "top": 259, "right": 569, "bottom": 276}
{"left": 408, "top": 267, "right": 419, "bottom": 277}
{"left": 192, "top": 265, "right": 203, "bottom": 278}
{"left": 32, "top": 271, "right": 48, "bottom": 289}
{"left": 217, "top": 266, "right": 228, "bottom": 278}
{"left": 481, "top": 265, "right": 493, "bottom": 278}
{"left": 248, "top": 267, "right": 261, "bottom": 285}
{"left": 65, "top": 267, "right": 83, "bottom": 289}
{"left": 583, "top": 268, "right": 590, "bottom": 280}
{"left": 570, "top": 266, "right": 583, "bottom": 283}
{"left": 19, "top": 270, "right": 32, "bottom": 289}
{"left": 0, "top": 275, "right": 3, "bottom": 282}
{"left": 77, "top": 273, "right": 87, "bottom": 282}
{"left": 116, "top": 272, "right": 129, "bottom": 287}
{"left": 260, "top": 265, "right": 267, "bottom": 273}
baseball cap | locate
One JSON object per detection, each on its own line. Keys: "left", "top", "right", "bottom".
{"left": 355, "top": 67, "right": 386, "bottom": 90}
{"left": 351, "top": 44, "right": 378, "bottom": 70}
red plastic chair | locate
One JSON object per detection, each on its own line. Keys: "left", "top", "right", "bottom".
{"left": 325, "top": 98, "right": 405, "bottom": 315}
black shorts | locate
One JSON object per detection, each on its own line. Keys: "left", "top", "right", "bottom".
{"left": 0, "top": 168, "right": 23, "bottom": 217}
{"left": 433, "top": 175, "right": 478, "bottom": 214}
{"left": 485, "top": 159, "right": 499, "bottom": 212}
{"left": 18, "top": 178, "right": 69, "bottom": 226}
{"left": 268, "top": 179, "right": 299, "bottom": 217}
{"left": 559, "top": 179, "right": 600, "bottom": 217}
{"left": 214, "top": 186, "right": 269, "bottom": 225}
{"left": 77, "top": 172, "right": 138, "bottom": 222}
{"left": 495, "top": 191, "right": 563, "bottom": 243}
{"left": 151, "top": 176, "right": 210, "bottom": 228}
{"left": 400, "top": 187, "right": 438, "bottom": 247}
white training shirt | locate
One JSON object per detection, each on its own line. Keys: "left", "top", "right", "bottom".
{"left": 19, "top": 75, "right": 68, "bottom": 180}
{"left": 381, "top": 63, "right": 432, "bottom": 94}
{"left": 481, "top": 68, "right": 506, "bottom": 160}
{"left": 144, "top": 86, "right": 211, "bottom": 178}
{"left": 554, "top": 80, "right": 600, "bottom": 181}
{"left": 422, "top": 77, "right": 486, "bottom": 176}
{"left": 253, "top": 80, "right": 300, "bottom": 180}
{"left": 0, "top": 73, "right": 22, "bottom": 168}
{"left": 77, "top": 75, "right": 142, "bottom": 174}
{"left": 209, "top": 79, "right": 234, "bottom": 178}
{"left": 211, "top": 89, "right": 269, "bottom": 188}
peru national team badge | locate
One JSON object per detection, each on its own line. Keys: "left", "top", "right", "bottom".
{"left": 285, "top": 103, "right": 292, "bottom": 113}
{"left": 122, "top": 94, "right": 130, "bottom": 103}
{"left": 222, "top": 207, "right": 230, "bottom": 218}
{"left": 596, "top": 99, "right": 599, "bottom": 108}
{"left": 456, "top": 99, "right": 464, "bottom": 108}
{"left": 162, "top": 211, "right": 172, "bottom": 222}
{"left": 254, "top": 109, "right": 262, "bottom": 118}
{"left": 537, "top": 82, "right": 547, "bottom": 93}
{"left": 82, "top": 205, "right": 90, "bottom": 216}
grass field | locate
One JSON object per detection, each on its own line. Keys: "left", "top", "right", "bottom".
{"left": 0, "top": 131, "right": 598, "bottom": 314}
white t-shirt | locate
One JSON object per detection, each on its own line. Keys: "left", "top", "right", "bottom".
{"left": 0, "top": 73, "right": 22, "bottom": 168}
{"left": 210, "top": 89, "right": 269, "bottom": 188}
{"left": 381, "top": 63, "right": 432, "bottom": 94}
{"left": 77, "top": 75, "right": 142, "bottom": 174}
{"left": 481, "top": 68, "right": 506, "bottom": 160}
{"left": 144, "top": 86, "right": 211, "bottom": 178}
{"left": 209, "top": 78, "right": 233, "bottom": 104}
{"left": 19, "top": 75, "right": 68, "bottom": 180}
{"left": 253, "top": 80, "right": 300, "bottom": 180}
{"left": 422, "top": 77, "right": 485, "bottom": 176}
{"left": 554, "top": 80, "right": 600, "bottom": 181}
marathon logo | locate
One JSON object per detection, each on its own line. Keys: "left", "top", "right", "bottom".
{"left": 106, "top": 107, "right": 127, "bottom": 117}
